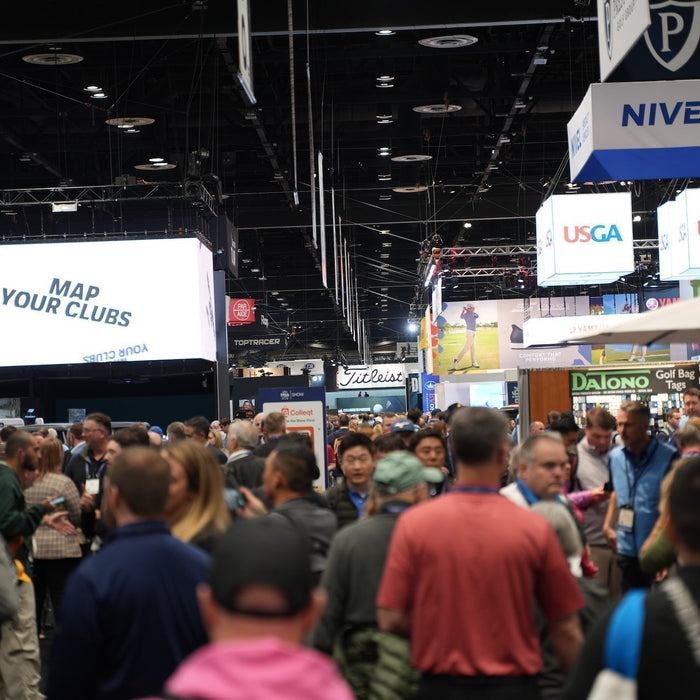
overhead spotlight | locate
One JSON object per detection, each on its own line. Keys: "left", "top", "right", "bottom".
{"left": 376, "top": 29, "right": 396, "bottom": 36}
{"left": 633, "top": 215, "right": 642, "bottom": 223}
{"left": 407, "top": 321, "right": 418, "bottom": 332}
{"left": 463, "top": 222, "right": 472, "bottom": 229}
{"left": 51, "top": 201, "right": 78, "bottom": 213}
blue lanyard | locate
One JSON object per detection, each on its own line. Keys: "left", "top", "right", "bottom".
{"left": 85, "top": 462, "right": 106, "bottom": 480}
{"left": 449, "top": 484, "right": 500, "bottom": 495}
{"left": 623, "top": 439, "right": 658, "bottom": 505}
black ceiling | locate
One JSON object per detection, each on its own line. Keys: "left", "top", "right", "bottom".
{"left": 0, "top": 1, "right": 679, "bottom": 364}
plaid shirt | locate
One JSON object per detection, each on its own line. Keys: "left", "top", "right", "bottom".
{"left": 24, "top": 472, "right": 81, "bottom": 560}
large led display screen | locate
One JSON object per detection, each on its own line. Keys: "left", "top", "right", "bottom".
{"left": 0, "top": 238, "right": 216, "bottom": 367}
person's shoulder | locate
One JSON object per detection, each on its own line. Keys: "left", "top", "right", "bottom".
{"left": 656, "top": 439, "right": 679, "bottom": 461}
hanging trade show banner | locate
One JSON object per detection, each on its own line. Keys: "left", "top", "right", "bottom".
{"left": 0, "top": 238, "right": 215, "bottom": 366}
{"left": 658, "top": 188, "right": 700, "bottom": 279}
{"left": 569, "top": 79, "right": 700, "bottom": 182}
{"left": 609, "top": 0, "right": 700, "bottom": 82}
{"left": 258, "top": 387, "right": 326, "bottom": 488}
{"left": 227, "top": 297, "right": 256, "bottom": 326}
{"left": 337, "top": 364, "right": 405, "bottom": 390}
{"left": 421, "top": 373, "right": 439, "bottom": 412}
{"left": 536, "top": 193, "right": 634, "bottom": 286}
{"left": 598, "top": 0, "right": 651, "bottom": 81}
{"left": 435, "top": 299, "right": 593, "bottom": 374}
{"left": 570, "top": 363, "right": 698, "bottom": 395}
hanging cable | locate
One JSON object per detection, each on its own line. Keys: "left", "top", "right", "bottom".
{"left": 287, "top": 0, "right": 299, "bottom": 205}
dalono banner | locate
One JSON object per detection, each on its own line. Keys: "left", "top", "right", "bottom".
{"left": 568, "top": 78, "right": 700, "bottom": 182}
{"left": 658, "top": 187, "right": 700, "bottom": 280}
{"left": 536, "top": 192, "right": 634, "bottom": 286}
{"left": 570, "top": 363, "right": 698, "bottom": 395}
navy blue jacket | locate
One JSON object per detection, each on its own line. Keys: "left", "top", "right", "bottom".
{"left": 47, "top": 520, "right": 210, "bottom": 700}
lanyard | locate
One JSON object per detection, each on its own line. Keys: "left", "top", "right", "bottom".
{"left": 85, "top": 461, "right": 106, "bottom": 480}
{"left": 449, "top": 483, "right": 500, "bottom": 495}
{"left": 622, "top": 439, "right": 658, "bottom": 506}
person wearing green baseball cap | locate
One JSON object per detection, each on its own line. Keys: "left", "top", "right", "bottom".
{"left": 314, "top": 451, "right": 442, "bottom": 698}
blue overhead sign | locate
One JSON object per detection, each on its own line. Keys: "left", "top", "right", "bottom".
{"left": 568, "top": 79, "right": 700, "bottom": 182}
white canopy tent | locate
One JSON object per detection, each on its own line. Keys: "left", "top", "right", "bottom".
{"left": 567, "top": 296, "right": 700, "bottom": 346}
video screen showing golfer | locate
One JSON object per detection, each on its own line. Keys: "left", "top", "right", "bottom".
{"left": 453, "top": 304, "right": 480, "bottom": 370}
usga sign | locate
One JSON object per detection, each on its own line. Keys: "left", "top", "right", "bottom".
{"left": 536, "top": 192, "right": 634, "bottom": 286}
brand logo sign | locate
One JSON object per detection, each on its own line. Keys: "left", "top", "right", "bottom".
{"left": 537, "top": 193, "right": 634, "bottom": 286}
{"left": 644, "top": 0, "right": 700, "bottom": 72}
{"left": 227, "top": 297, "right": 255, "bottom": 326}
{"left": 598, "top": 0, "right": 652, "bottom": 81}
{"left": 570, "top": 364, "right": 698, "bottom": 394}
{"left": 338, "top": 364, "right": 405, "bottom": 390}
{"left": 230, "top": 334, "right": 287, "bottom": 349}
{"left": 562, "top": 224, "right": 623, "bottom": 243}
{"left": 658, "top": 187, "right": 700, "bottom": 279}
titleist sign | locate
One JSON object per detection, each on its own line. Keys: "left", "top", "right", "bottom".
{"left": 337, "top": 364, "right": 405, "bottom": 390}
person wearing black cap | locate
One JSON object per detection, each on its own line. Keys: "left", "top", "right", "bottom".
{"left": 315, "top": 452, "right": 443, "bottom": 698}
{"left": 145, "top": 518, "right": 355, "bottom": 700}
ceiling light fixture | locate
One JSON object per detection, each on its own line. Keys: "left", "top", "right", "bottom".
{"left": 84, "top": 85, "right": 102, "bottom": 93}
{"left": 393, "top": 185, "right": 428, "bottom": 193}
{"left": 418, "top": 35, "right": 478, "bottom": 49}
{"left": 413, "top": 104, "right": 462, "bottom": 114}
{"left": 23, "top": 51, "right": 84, "bottom": 65}
{"left": 376, "top": 75, "right": 394, "bottom": 81}
{"left": 463, "top": 222, "right": 472, "bottom": 229}
{"left": 391, "top": 154, "right": 432, "bottom": 162}
{"left": 51, "top": 202, "right": 78, "bottom": 213}
{"left": 105, "top": 117, "right": 155, "bottom": 129}
{"left": 376, "top": 29, "right": 396, "bottom": 36}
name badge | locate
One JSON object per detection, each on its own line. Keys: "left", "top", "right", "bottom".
{"left": 618, "top": 506, "right": 635, "bottom": 532}
{"left": 85, "top": 478, "right": 100, "bottom": 496}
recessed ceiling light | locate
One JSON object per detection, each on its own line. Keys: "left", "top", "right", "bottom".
{"left": 91, "top": 92, "right": 108, "bottom": 99}
{"left": 379, "top": 194, "right": 392, "bottom": 200}
{"left": 413, "top": 104, "right": 462, "bottom": 114}
{"left": 418, "top": 34, "right": 478, "bottom": 49}
{"left": 378, "top": 174, "right": 392, "bottom": 181}
{"left": 376, "top": 81, "right": 394, "bottom": 88}
{"left": 149, "top": 157, "right": 165, "bottom": 163}
{"left": 463, "top": 222, "right": 472, "bottom": 229}
{"left": 250, "top": 268, "right": 260, "bottom": 273}
{"left": 125, "top": 128, "right": 140, "bottom": 134}
{"left": 133, "top": 162, "right": 176, "bottom": 171}
{"left": 105, "top": 117, "right": 155, "bottom": 128}
{"left": 84, "top": 85, "right": 102, "bottom": 92}
{"left": 23, "top": 52, "right": 84, "bottom": 65}
{"left": 391, "top": 154, "right": 432, "bottom": 162}
{"left": 377, "top": 118, "right": 393, "bottom": 124}
{"left": 376, "top": 75, "right": 394, "bottom": 81}
{"left": 393, "top": 185, "right": 428, "bottom": 193}
{"left": 378, "top": 229, "right": 390, "bottom": 234}
{"left": 376, "top": 113, "right": 393, "bottom": 120}
{"left": 381, "top": 241, "right": 392, "bottom": 247}
{"left": 376, "top": 29, "right": 395, "bottom": 36}
{"left": 380, "top": 253, "right": 390, "bottom": 259}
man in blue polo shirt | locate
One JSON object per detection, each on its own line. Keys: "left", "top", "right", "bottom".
{"left": 48, "top": 447, "right": 209, "bottom": 700}
{"left": 603, "top": 401, "right": 678, "bottom": 592}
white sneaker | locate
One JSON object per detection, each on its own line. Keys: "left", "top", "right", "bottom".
{"left": 627, "top": 355, "right": 635, "bottom": 362}
{"left": 452, "top": 359, "right": 457, "bottom": 370}
{"left": 472, "top": 362, "right": 480, "bottom": 368}
{"left": 637, "top": 356, "right": 646, "bottom": 361}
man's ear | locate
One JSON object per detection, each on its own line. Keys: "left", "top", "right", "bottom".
{"left": 300, "top": 588, "right": 327, "bottom": 636}
{"left": 197, "top": 583, "right": 218, "bottom": 631}
{"left": 665, "top": 516, "right": 679, "bottom": 547}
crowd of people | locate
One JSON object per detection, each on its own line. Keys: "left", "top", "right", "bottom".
{"left": 0, "top": 392, "right": 698, "bottom": 699}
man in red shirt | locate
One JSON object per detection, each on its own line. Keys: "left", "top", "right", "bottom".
{"left": 377, "top": 406, "right": 584, "bottom": 700}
